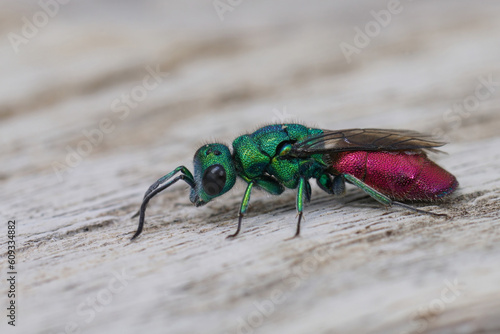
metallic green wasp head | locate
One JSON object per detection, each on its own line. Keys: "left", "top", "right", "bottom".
{"left": 190, "top": 143, "right": 236, "bottom": 207}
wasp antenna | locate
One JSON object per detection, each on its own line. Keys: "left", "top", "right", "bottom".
{"left": 131, "top": 210, "right": 140, "bottom": 219}
{"left": 131, "top": 174, "right": 195, "bottom": 240}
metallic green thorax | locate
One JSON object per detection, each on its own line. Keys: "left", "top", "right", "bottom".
{"left": 232, "top": 124, "right": 326, "bottom": 189}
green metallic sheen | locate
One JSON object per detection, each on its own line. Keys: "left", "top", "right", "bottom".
{"left": 316, "top": 173, "right": 333, "bottom": 194}
{"left": 160, "top": 166, "right": 194, "bottom": 185}
{"left": 240, "top": 181, "right": 254, "bottom": 215}
{"left": 232, "top": 124, "right": 326, "bottom": 190}
{"left": 144, "top": 166, "right": 195, "bottom": 200}
{"left": 190, "top": 143, "right": 236, "bottom": 206}
{"left": 183, "top": 124, "right": 330, "bottom": 237}
{"left": 296, "top": 177, "right": 306, "bottom": 213}
{"left": 342, "top": 174, "right": 392, "bottom": 206}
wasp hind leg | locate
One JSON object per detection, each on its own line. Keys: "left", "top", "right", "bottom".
{"left": 342, "top": 174, "right": 448, "bottom": 218}
{"left": 316, "top": 173, "right": 345, "bottom": 197}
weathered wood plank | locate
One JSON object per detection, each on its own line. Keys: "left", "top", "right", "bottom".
{"left": 1, "top": 1, "right": 500, "bottom": 334}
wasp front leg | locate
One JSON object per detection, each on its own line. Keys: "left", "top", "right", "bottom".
{"left": 227, "top": 181, "right": 254, "bottom": 239}
{"left": 227, "top": 175, "right": 288, "bottom": 238}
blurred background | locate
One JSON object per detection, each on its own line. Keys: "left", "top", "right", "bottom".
{"left": 2, "top": 0, "right": 499, "bottom": 182}
{"left": 1, "top": 1, "right": 500, "bottom": 333}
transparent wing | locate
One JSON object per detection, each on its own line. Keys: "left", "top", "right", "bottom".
{"left": 290, "top": 129, "right": 446, "bottom": 156}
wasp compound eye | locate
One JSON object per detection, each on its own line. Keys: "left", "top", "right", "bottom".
{"left": 202, "top": 164, "right": 226, "bottom": 196}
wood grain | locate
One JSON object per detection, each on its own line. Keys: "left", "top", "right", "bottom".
{"left": 1, "top": 1, "right": 500, "bottom": 333}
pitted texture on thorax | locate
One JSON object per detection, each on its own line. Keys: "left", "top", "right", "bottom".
{"left": 232, "top": 124, "right": 325, "bottom": 188}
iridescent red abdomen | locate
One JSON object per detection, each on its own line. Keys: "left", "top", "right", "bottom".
{"left": 330, "top": 151, "right": 458, "bottom": 201}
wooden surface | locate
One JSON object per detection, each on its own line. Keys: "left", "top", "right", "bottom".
{"left": 1, "top": 1, "right": 500, "bottom": 333}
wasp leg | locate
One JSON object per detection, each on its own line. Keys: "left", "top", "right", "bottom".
{"left": 317, "top": 173, "right": 344, "bottom": 197}
{"left": 342, "top": 174, "right": 448, "bottom": 218}
{"left": 286, "top": 177, "right": 307, "bottom": 240}
{"left": 227, "top": 181, "right": 255, "bottom": 239}
{"left": 332, "top": 175, "right": 346, "bottom": 197}
{"left": 316, "top": 173, "right": 333, "bottom": 194}
{"left": 253, "top": 175, "right": 285, "bottom": 195}
{"left": 305, "top": 180, "right": 312, "bottom": 203}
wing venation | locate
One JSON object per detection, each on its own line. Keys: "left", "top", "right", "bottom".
{"left": 290, "top": 128, "right": 445, "bottom": 156}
